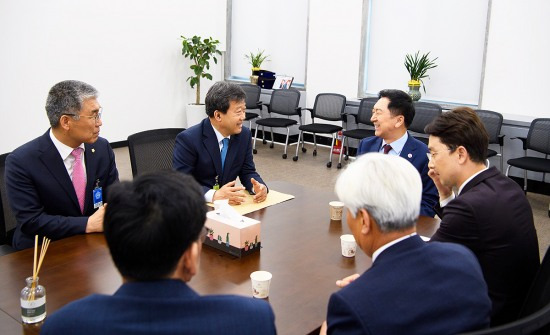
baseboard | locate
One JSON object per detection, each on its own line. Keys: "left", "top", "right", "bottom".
{"left": 110, "top": 140, "right": 128, "bottom": 149}
{"left": 509, "top": 176, "right": 550, "bottom": 196}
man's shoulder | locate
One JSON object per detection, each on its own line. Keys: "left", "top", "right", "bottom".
{"left": 358, "top": 136, "right": 381, "bottom": 153}
{"left": 203, "top": 293, "right": 272, "bottom": 312}
{"left": 405, "top": 134, "right": 429, "bottom": 151}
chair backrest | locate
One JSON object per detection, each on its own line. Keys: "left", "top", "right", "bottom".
{"left": 0, "top": 153, "right": 17, "bottom": 246}
{"left": 526, "top": 118, "right": 550, "bottom": 155}
{"left": 475, "top": 110, "right": 503, "bottom": 145}
{"left": 127, "top": 128, "right": 184, "bottom": 177}
{"left": 408, "top": 102, "right": 442, "bottom": 134}
{"left": 240, "top": 84, "right": 262, "bottom": 110}
{"left": 268, "top": 88, "right": 301, "bottom": 117}
{"left": 311, "top": 93, "right": 347, "bottom": 121}
{"left": 356, "top": 97, "right": 378, "bottom": 126}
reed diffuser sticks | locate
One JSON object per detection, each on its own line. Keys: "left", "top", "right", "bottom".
{"left": 30, "top": 235, "right": 50, "bottom": 300}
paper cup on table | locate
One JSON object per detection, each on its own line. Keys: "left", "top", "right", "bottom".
{"left": 213, "top": 199, "right": 229, "bottom": 211}
{"left": 340, "top": 234, "right": 357, "bottom": 257}
{"left": 329, "top": 201, "right": 345, "bottom": 221}
{"left": 250, "top": 271, "right": 272, "bottom": 298}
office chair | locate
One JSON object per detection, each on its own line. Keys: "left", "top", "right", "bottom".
{"left": 252, "top": 88, "right": 301, "bottom": 159}
{"left": 0, "top": 153, "right": 16, "bottom": 255}
{"left": 127, "top": 128, "right": 184, "bottom": 177}
{"left": 337, "top": 97, "right": 377, "bottom": 169}
{"left": 240, "top": 84, "right": 263, "bottom": 129}
{"left": 458, "top": 245, "right": 550, "bottom": 335}
{"left": 505, "top": 118, "right": 550, "bottom": 217}
{"left": 409, "top": 102, "right": 442, "bottom": 145}
{"left": 293, "top": 93, "right": 346, "bottom": 168}
{"left": 475, "top": 110, "right": 505, "bottom": 171}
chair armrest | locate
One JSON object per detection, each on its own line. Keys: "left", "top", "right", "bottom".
{"left": 256, "top": 101, "right": 264, "bottom": 111}
{"left": 497, "top": 134, "right": 505, "bottom": 146}
{"left": 510, "top": 136, "right": 527, "bottom": 150}
{"left": 294, "top": 107, "right": 302, "bottom": 118}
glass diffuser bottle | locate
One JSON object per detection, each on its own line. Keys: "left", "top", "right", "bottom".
{"left": 20, "top": 276, "right": 46, "bottom": 323}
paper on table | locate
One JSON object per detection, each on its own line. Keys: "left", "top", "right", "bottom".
{"left": 207, "top": 189, "right": 295, "bottom": 215}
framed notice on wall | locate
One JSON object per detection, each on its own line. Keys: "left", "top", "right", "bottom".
{"left": 273, "top": 76, "right": 294, "bottom": 89}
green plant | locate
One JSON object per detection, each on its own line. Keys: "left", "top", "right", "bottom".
{"left": 404, "top": 51, "right": 438, "bottom": 93}
{"left": 244, "top": 49, "right": 270, "bottom": 72}
{"left": 181, "top": 35, "right": 222, "bottom": 105}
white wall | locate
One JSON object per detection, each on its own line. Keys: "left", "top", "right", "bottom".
{"left": 481, "top": 0, "right": 550, "bottom": 121}
{"left": 0, "top": 0, "right": 226, "bottom": 153}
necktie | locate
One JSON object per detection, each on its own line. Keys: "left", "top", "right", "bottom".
{"left": 383, "top": 144, "right": 392, "bottom": 154}
{"left": 70, "top": 148, "right": 86, "bottom": 213}
{"left": 220, "top": 138, "right": 229, "bottom": 171}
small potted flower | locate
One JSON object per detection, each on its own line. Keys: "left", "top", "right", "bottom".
{"left": 245, "top": 50, "right": 270, "bottom": 85}
{"left": 404, "top": 51, "right": 438, "bottom": 101}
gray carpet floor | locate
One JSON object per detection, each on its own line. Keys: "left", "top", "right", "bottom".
{"left": 114, "top": 141, "right": 550, "bottom": 260}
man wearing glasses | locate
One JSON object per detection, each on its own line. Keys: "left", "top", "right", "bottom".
{"left": 5, "top": 80, "right": 119, "bottom": 250}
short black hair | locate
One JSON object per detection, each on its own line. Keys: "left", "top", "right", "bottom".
{"left": 378, "top": 89, "right": 415, "bottom": 128}
{"left": 205, "top": 81, "right": 246, "bottom": 117}
{"left": 104, "top": 171, "right": 206, "bottom": 281}
{"left": 424, "top": 107, "right": 488, "bottom": 163}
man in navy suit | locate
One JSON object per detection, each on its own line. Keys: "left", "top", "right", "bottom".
{"left": 321, "top": 153, "right": 491, "bottom": 335}
{"left": 425, "top": 108, "right": 539, "bottom": 326}
{"left": 5, "top": 80, "right": 118, "bottom": 250}
{"left": 41, "top": 171, "right": 276, "bottom": 335}
{"left": 357, "top": 89, "right": 438, "bottom": 218}
{"left": 173, "top": 81, "right": 267, "bottom": 205}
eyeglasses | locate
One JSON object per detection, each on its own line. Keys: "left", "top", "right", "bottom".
{"left": 426, "top": 148, "right": 452, "bottom": 161}
{"left": 64, "top": 108, "right": 102, "bottom": 123}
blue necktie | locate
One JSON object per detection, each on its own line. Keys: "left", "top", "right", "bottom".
{"left": 221, "top": 138, "right": 229, "bottom": 171}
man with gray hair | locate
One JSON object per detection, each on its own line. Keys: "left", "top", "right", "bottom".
{"left": 173, "top": 81, "right": 267, "bottom": 204}
{"left": 321, "top": 153, "right": 491, "bottom": 335}
{"left": 6, "top": 80, "right": 119, "bottom": 250}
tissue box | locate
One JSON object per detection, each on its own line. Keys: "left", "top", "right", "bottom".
{"left": 204, "top": 211, "right": 261, "bottom": 257}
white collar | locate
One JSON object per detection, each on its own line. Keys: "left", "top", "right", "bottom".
{"left": 210, "top": 120, "right": 230, "bottom": 145}
{"left": 49, "top": 129, "right": 84, "bottom": 160}
{"left": 457, "top": 166, "right": 489, "bottom": 195}
{"left": 381, "top": 132, "right": 408, "bottom": 155}
{"left": 372, "top": 233, "right": 417, "bottom": 263}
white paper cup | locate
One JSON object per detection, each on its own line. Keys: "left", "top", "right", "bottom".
{"left": 329, "top": 201, "right": 345, "bottom": 221}
{"left": 250, "top": 271, "right": 272, "bottom": 298}
{"left": 213, "top": 199, "right": 229, "bottom": 211}
{"left": 340, "top": 234, "right": 357, "bottom": 257}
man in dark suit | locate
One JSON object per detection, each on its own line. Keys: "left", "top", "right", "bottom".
{"left": 321, "top": 153, "right": 491, "bottom": 335}
{"left": 5, "top": 80, "right": 118, "bottom": 250}
{"left": 425, "top": 108, "right": 540, "bottom": 326}
{"left": 41, "top": 171, "right": 276, "bottom": 335}
{"left": 173, "top": 81, "right": 267, "bottom": 205}
{"left": 357, "top": 89, "right": 438, "bottom": 218}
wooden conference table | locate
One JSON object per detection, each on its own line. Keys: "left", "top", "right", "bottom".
{"left": 0, "top": 181, "right": 439, "bottom": 335}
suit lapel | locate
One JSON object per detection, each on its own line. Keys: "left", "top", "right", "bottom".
{"left": 83, "top": 144, "right": 98, "bottom": 213}
{"left": 38, "top": 132, "right": 80, "bottom": 210}
{"left": 202, "top": 120, "right": 223, "bottom": 180}
{"left": 400, "top": 133, "right": 418, "bottom": 163}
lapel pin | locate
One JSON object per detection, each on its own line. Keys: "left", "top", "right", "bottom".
{"left": 408, "top": 153, "right": 412, "bottom": 158}
{"left": 91, "top": 148, "right": 95, "bottom": 153}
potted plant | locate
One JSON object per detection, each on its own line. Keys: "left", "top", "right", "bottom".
{"left": 404, "top": 51, "right": 438, "bottom": 101}
{"left": 180, "top": 35, "right": 222, "bottom": 126}
{"left": 245, "top": 49, "right": 269, "bottom": 84}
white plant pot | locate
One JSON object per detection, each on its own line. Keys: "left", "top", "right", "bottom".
{"left": 186, "top": 104, "right": 206, "bottom": 128}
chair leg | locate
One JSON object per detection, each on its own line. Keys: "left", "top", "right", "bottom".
{"left": 270, "top": 129, "right": 275, "bottom": 149}
{"left": 345, "top": 137, "right": 350, "bottom": 161}
{"left": 262, "top": 126, "right": 266, "bottom": 144}
{"left": 253, "top": 123, "right": 260, "bottom": 154}
{"left": 282, "top": 127, "right": 290, "bottom": 159}
{"left": 300, "top": 132, "right": 306, "bottom": 153}
{"left": 327, "top": 134, "right": 336, "bottom": 168}
{"left": 505, "top": 165, "right": 512, "bottom": 177}
{"left": 499, "top": 145, "right": 504, "bottom": 172}
{"left": 337, "top": 136, "right": 346, "bottom": 169}
{"left": 313, "top": 134, "right": 318, "bottom": 156}
{"left": 293, "top": 131, "right": 302, "bottom": 161}
{"left": 524, "top": 170, "right": 528, "bottom": 193}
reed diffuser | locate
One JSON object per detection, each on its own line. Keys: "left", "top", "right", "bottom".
{"left": 20, "top": 235, "right": 50, "bottom": 324}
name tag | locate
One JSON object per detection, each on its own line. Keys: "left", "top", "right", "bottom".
{"left": 93, "top": 187, "right": 103, "bottom": 209}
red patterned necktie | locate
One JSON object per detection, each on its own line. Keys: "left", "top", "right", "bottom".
{"left": 383, "top": 144, "right": 392, "bottom": 154}
{"left": 70, "top": 148, "right": 86, "bottom": 213}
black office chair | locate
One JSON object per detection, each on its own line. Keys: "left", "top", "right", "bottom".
{"left": 252, "top": 88, "right": 301, "bottom": 159}
{"left": 127, "top": 128, "right": 184, "bottom": 177}
{"left": 505, "top": 118, "right": 550, "bottom": 217}
{"left": 293, "top": 93, "right": 347, "bottom": 168}
{"left": 458, "top": 246, "right": 550, "bottom": 335}
{"left": 409, "top": 102, "right": 442, "bottom": 145}
{"left": 240, "top": 84, "right": 263, "bottom": 129}
{"left": 0, "top": 153, "right": 16, "bottom": 255}
{"left": 475, "top": 110, "right": 505, "bottom": 171}
{"left": 337, "top": 97, "right": 377, "bottom": 169}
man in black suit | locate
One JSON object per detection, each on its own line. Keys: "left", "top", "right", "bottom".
{"left": 425, "top": 107, "right": 539, "bottom": 326}
{"left": 5, "top": 80, "right": 119, "bottom": 250}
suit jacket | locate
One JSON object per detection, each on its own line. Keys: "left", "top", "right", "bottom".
{"left": 173, "top": 118, "right": 265, "bottom": 195}
{"left": 357, "top": 134, "right": 438, "bottom": 217}
{"left": 5, "top": 130, "right": 119, "bottom": 250}
{"left": 40, "top": 279, "right": 277, "bottom": 335}
{"left": 431, "top": 167, "right": 540, "bottom": 326}
{"left": 326, "top": 235, "right": 491, "bottom": 335}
